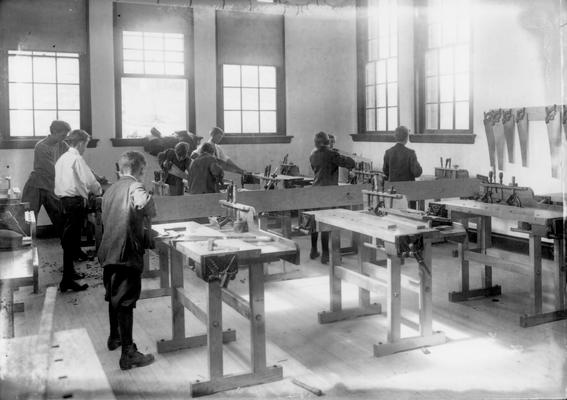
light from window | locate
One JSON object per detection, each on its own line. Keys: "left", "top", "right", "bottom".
{"left": 121, "top": 78, "right": 187, "bottom": 139}
{"left": 122, "top": 31, "right": 184, "bottom": 76}
{"left": 8, "top": 51, "right": 80, "bottom": 137}
{"left": 425, "top": 0, "right": 470, "bottom": 131}
{"left": 222, "top": 64, "right": 277, "bottom": 134}
{"left": 365, "top": 0, "right": 398, "bottom": 132}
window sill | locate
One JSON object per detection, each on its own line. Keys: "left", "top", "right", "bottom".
{"left": 0, "top": 138, "right": 99, "bottom": 149}
{"left": 111, "top": 138, "right": 147, "bottom": 147}
{"left": 350, "top": 133, "right": 397, "bottom": 142}
{"left": 220, "top": 135, "right": 293, "bottom": 145}
{"left": 409, "top": 134, "right": 476, "bottom": 144}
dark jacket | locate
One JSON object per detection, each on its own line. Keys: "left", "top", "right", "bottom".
{"left": 25, "top": 138, "right": 68, "bottom": 192}
{"left": 383, "top": 143, "right": 422, "bottom": 182}
{"left": 97, "top": 176, "right": 156, "bottom": 272}
{"left": 310, "top": 147, "right": 355, "bottom": 186}
{"left": 187, "top": 153, "right": 224, "bottom": 194}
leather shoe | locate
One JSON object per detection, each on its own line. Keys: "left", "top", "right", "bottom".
{"left": 120, "top": 344, "right": 155, "bottom": 370}
{"left": 107, "top": 336, "right": 121, "bottom": 351}
{"left": 59, "top": 280, "right": 88, "bottom": 292}
{"left": 321, "top": 253, "right": 329, "bottom": 265}
{"left": 309, "top": 249, "right": 320, "bottom": 260}
{"left": 71, "top": 271, "right": 86, "bottom": 280}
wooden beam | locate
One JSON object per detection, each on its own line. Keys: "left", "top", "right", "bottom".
{"left": 221, "top": 288, "right": 251, "bottom": 319}
{"left": 373, "top": 331, "right": 446, "bottom": 357}
{"left": 383, "top": 178, "right": 480, "bottom": 201}
{"left": 464, "top": 249, "right": 532, "bottom": 273}
{"left": 139, "top": 287, "right": 172, "bottom": 300}
{"left": 177, "top": 287, "right": 207, "bottom": 325}
{"left": 157, "top": 330, "right": 237, "bottom": 354}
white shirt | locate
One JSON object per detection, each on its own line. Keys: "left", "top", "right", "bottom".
{"left": 191, "top": 140, "right": 229, "bottom": 162}
{"left": 55, "top": 147, "right": 102, "bottom": 199}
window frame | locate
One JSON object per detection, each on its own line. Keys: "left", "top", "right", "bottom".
{"left": 113, "top": 26, "right": 196, "bottom": 147}
{"left": 0, "top": 50, "right": 93, "bottom": 149}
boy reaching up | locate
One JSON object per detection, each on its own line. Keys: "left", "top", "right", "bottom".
{"left": 97, "top": 151, "right": 156, "bottom": 370}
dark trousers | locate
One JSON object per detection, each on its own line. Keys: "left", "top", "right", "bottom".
{"left": 311, "top": 232, "right": 329, "bottom": 255}
{"left": 21, "top": 184, "right": 63, "bottom": 238}
{"left": 60, "top": 197, "right": 84, "bottom": 282}
{"left": 104, "top": 266, "right": 142, "bottom": 349}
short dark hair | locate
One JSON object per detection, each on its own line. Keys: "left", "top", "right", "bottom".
{"left": 50, "top": 120, "right": 71, "bottom": 136}
{"left": 65, "top": 129, "right": 90, "bottom": 147}
{"left": 210, "top": 127, "right": 224, "bottom": 137}
{"left": 174, "top": 142, "right": 189, "bottom": 159}
{"left": 118, "top": 151, "right": 147, "bottom": 176}
{"left": 201, "top": 142, "right": 215, "bottom": 155}
{"left": 394, "top": 126, "right": 409, "bottom": 143}
{"left": 314, "top": 131, "right": 330, "bottom": 149}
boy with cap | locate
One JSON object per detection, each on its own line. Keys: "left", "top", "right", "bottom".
{"left": 98, "top": 151, "right": 156, "bottom": 370}
{"left": 309, "top": 131, "right": 355, "bottom": 264}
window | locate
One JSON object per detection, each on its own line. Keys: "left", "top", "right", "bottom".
{"left": 6, "top": 51, "right": 81, "bottom": 137}
{"left": 365, "top": 0, "right": 398, "bottom": 132}
{"left": 118, "top": 31, "right": 188, "bottom": 139}
{"left": 222, "top": 64, "right": 277, "bottom": 134}
{"left": 420, "top": 0, "right": 471, "bottom": 133}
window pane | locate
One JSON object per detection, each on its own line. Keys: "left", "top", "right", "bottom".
{"left": 260, "top": 111, "right": 276, "bottom": 133}
{"left": 33, "top": 57, "right": 56, "bottom": 83}
{"left": 377, "top": 108, "right": 387, "bottom": 131}
{"left": 457, "top": 18, "right": 470, "bottom": 42}
{"left": 259, "top": 88, "right": 276, "bottom": 110}
{"left": 58, "top": 110, "right": 80, "bottom": 129}
{"left": 123, "top": 32, "right": 143, "bottom": 49}
{"left": 224, "top": 111, "right": 241, "bottom": 133}
{"left": 165, "top": 52, "right": 184, "bottom": 63}
{"left": 57, "top": 58, "right": 80, "bottom": 83}
{"left": 428, "top": 23, "right": 441, "bottom": 48}
{"left": 242, "top": 88, "right": 259, "bottom": 110}
{"left": 366, "top": 86, "right": 376, "bottom": 108}
{"left": 259, "top": 66, "right": 276, "bottom": 87}
{"left": 387, "top": 83, "right": 397, "bottom": 106}
{"left": 387, "top": 107, "right": 398, "bottom": 131}
{"left": 35, "top": 110, "right": 57, "bottom": 134}
{"left": 9, "top": 110, "right": 34, "bottom": 136}
{"left": 144, "top": 33, "right": 163, "bottom": 50}
{"left": 57, "top": 85, "right": 80, "bottom": 110}
{"left": 9, "top": 83, "right": 33, "bottom": 109}
{"left": 368, "top": 16, "right": 378, "bottom": 39}
{"left": 440, "top": 102, "right": 453, "bottom": 129}
{"left": 223, "top": 65, "right": 241, "bottom": 86}
{"left": 366, "top": 62, "right": 376, "bottom": 86}
{"left": 366, "top": 108, "right": 376, "bottom": 131}
{"left": 455, "top": 73, "right": 469, "bottom": 101}
{"left": 376, "top": 60, "right": 386, "bottom": 83}
{"left": 9, "top": 55, "right": 32, "bottom": 82}
{"left": 442, "top": 22, "right": 457, "bottom": 45}
{"left": 34, "top": 84, "right": 57, "bottom": 109}
{"left": 389, "top": 35, "right": 397, "bottom": 57}
{"left": 121, "top": 77, "right": 187, "bottom": 138}
{"left": 426, "top": 77, "right": 439, "bottom": 103}
{"left": 242, "top": 111, "right": 259, "bottom": 133}
{"left": 124, "top": 61, "right": 144, "bottom": 74}
{"left": 387, "top": 58, "right": 397, "bottom": 82}
{"left": 145, "top": 62, "right": 164, "bottom": 75}
{"left": 425, "top": 50, "right": 438, "bottom": 76}
{"left": 224, "top": 88, "right": 241, "bottom": 110}
{"left": 123, "top": 48, "right": 144, "bottom": 60}
{"left": 165, "top": 63, "right": 184, "bottom": 75}
{"left": 455, "top": 101, "right": 469, "bottom": 129}
{"left": 439, "top": 75, "right": 453, "bottom": 102}
{"left": 377, "top": 84, "right": 387, "bottom": 107}
{"left": 368, "top": 38, "right": 378, "bottom": 61}
{"left": 426, "top": 104, "right": 438, "bottom": 130}
{"left": 145, "top": 50, "right": 163, "bottom": 63}
{"left": 455, "top": 45, "right": 469, "bottom": 72}
{"left": 439, "top": 47, "right": 454, "bottom": 74}
{"left": 164, "top": 35, "right": 184, "bottom": 51}
{"left": 378, "top": 36, "right": 389, "bottom": 59}
{"left": 241, "top": 66, "right": 258, "bottom": 87}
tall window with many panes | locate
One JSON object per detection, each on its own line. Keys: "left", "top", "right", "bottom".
{"left": 365, "top": 0, "right": 398, "bottom": 133}
{"left": 118, "top": 31, "right": 188, "bottom": 138}
{"left": 423, "top": 0, "right": 471, "bottom": 132}
{"left": 222, "top": 64, "right": 277, "bottom": 134}
{"left": 7, "top": 51, "right": 81, "bottom": 137}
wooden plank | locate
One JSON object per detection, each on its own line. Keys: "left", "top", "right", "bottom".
{"left": 249, "top": 263, "right": 267, "bottom": 373}
{"left": 318, "top": 304, "right": 382, "bottom": 324}
{"left": 419, "top": 239, "right": 433, "bottom": 336}
{"left": 464, "top": 250, "right": 532, "bottom": 272}
{"left": 361, "top": 262, "right": 420, "bottom": 294}
{"left": 387, "top": 255, "right": 402, "bottom": 343}
{"left": 480, "top": 216, "right": 493, "bottom": 288}
{"left": 383, "top": 178, "right": 481, "bottom": 201}
{"left": 448, "top": 286, "right": 502, "bottom": 302}
{"left": 139, "top": 287, "right": 172, "bottom": 300}
{"left": 176, "top": 239, "right": 260, "bottom": 265}
{"left": 170, "top": 249, "right": 185, "bottom": 341}
{"left": 554, "top": 239, "right": 566, "bottom": 310}
{"left": 335, "top": 265, "right": 384, "bottom": 294}
{"left": 177, "top": 288, "right": 207, "bottom": 325}
{"left": 356, "top": 234, "right": 371, "bottom": 308}
{"left": 207, "top": 280, "right": 223, "bottom": 379}
{"left": 0, "top": 247, "right": 36, "bottom": 288}
{"left": 157, "top": 330, "right": 237, "bottom": 354}
{"left": 222, "top": 288, "right": 251, "bottom": 319}
{"left": 190, "top": 365, "right": 283, "bottom": 397}
{"left": 329, "top": 230, "right": 342, "bottom": 313}
{"left": 1, "top": 287, "right": 14, "bottom": 338}
{"left": 530, "top": 235, "right": 543, "bottom": 315}
{"left": 373, "top": 331, "right": 446, "bottom": 357}
{"left": 520, "top": 310, "right": 567, "bottom": 328}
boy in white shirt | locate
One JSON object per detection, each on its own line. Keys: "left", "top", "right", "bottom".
{"left": 55, "top": 129, "right": 102, "bottom": 292}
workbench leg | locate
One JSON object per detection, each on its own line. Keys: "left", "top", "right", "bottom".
{"left": 170, "top": 249, "right": 185, "bottom": 342}
{"left": 530, "top": 235, "right": 543, "bottom": 315}
{"left": 479, "top": 216, "right": 493, "bottom": 289}
{"left": 0, "top": 286, "right": 14, "bottom": 339}
{"left": 554, "top": 238, "right": 566, "bottom": 310}
{"left": 208, "top": 279, "right": 223, "bottom": 379}
{"left": 357, "top": 234, "right": 371, "bottom": 308}
{"left": 281, "top": 211, "right": 292, "bottom": 238}
{"left": 387, "top": 254, "right": 402, "bottom": 343}
{"left": 158, "top": 242, "right": 170, "bottom": 289}
{"left": 249, "top": 263, "right": 267, "bottom": 373}
{"left": 419, "top": 239, "right": 433, "bottom": 336}
{"left": 329, "top": 230, "right": 342, "bottom": 313}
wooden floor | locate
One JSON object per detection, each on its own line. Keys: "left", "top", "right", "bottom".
{"left": 9, "top": 234, "right": 567, "bottom": 399}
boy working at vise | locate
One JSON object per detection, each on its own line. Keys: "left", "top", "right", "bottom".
{"left": 97, "top": 151, "right": 156, "bottom": 370}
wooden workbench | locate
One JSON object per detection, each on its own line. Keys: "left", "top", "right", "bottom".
{"left": 145, "top": 221, "right": 299, "bottom": 397}
{"left": 303, "top": 208, "right": 446, "bottom": 356}
{"left": 250, "top": 173, "right": 313, "bottom": 189}
{"left": 434, "top": 199, "right": 566, "bottom": 327}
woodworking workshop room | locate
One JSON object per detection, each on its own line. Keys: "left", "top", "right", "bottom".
{"left": 1, "top": 0, "right": 567, "bottom": 399}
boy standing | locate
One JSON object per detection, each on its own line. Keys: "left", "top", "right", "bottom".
{"left": 54, "top": 129, "right": 101, "bottom": 292}
{"left": 187, "top": 142, "right": 224, "bottom": 194}
{"left": 97, "top": 151, "right": 155, "bottom": 370}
